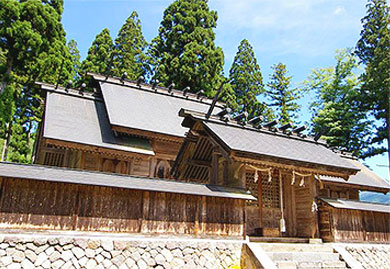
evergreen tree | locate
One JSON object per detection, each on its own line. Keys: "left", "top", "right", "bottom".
{"left": 68, "top": 39, "right": 81, "bottom": 81}
{"left": 0, "top": 0, "right": 73, "bottom": 162}
{"left": 355, "top": 0, "right": 390, "bottom": 163}
{"left": 80, "top": 28, "right": 113, "bottom": 75}
{"left": 228, "top": 39, "right": 272, "bottom": 119}
{"left": 112, "top": 11, "right": 149, "bottom": 80}
{"left": 304, "top": 50, "right": 371, "bottom": 156}
{"left": 267, "top": 63, "right": 300, "bottom": 124}
{"left": 150, "top": 0, "right": 224, "bottom": 96}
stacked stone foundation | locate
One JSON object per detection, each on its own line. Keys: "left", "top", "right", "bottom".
{"left": 0, "top": 234, "right": 242, "bottom": 269}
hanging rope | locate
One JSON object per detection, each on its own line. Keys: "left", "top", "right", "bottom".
{"left": 291, "top": 170, "right": 312, "bottom": 186}
{"left": 279, "top": 170, "right": 286, "bottom": 233}
{"left": 314, "top": 174, "right": 324, "bottom": 189}
{"left": 311, "top": 200, "right": 318, "bottom": 212}
{"left": 246, "top": 165, "right": 272, "bottom": 183}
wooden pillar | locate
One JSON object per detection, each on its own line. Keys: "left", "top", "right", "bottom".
{"left": 149, "top": 158, "right": 157, "bottom": 178}
{"left": 201, "top": 196, "right": 207, "bottom": 235}
{"left": 223, "top": 160, "right": 229, "bottom": 186}
{"left": 209, "top": 152, "right": 219, "bottom": 185}
{"left": 311, "top": 176, "right": 320, "bottom": 238}
{"left": 258, "top": 172, "right": 263, "bottom": 229}
{"left": 140, "top": 191, "right": 150, "bottom": 233}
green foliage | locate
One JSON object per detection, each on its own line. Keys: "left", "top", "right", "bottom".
{"left": 267, "top": 63, "right": 300, "bottom": 124}
{"left": 7, "top": 120, "right": 35, "bottom": 163}
{"left": 355, "top": 0, "right": 390, "bottom": 159}
{"left": 304, "top": 50, "right": 371, "bottom": 156}
{"left": 150, "top": 0, "right": 224, "bottom": 96}
{"left": 0, "top": 0, "right": 72, "bottom": 162}
{"left": 112, "top": 11, "right": 149, "bottom": 80}
{"left": 80, "top": 28, "right": 114, "bottom": 75}
{"left": 68, "top": 39, "right": 81, "bottom": 81}
{"left": 228, "top": 39, "right": 272, "bottom": 119}
{"left": 41, "top": 0, "right": 64, "bottom": 16}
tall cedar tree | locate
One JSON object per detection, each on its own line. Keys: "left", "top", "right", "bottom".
{"left": 112, "top": 11, "right": 149, "bottom": 80}
{"left": 0, "top": 0, "right": 73, "bottom": 162}
{"left": 267, "top": 63, "right": 300, "bottom": 124}
{"left": 80, "top": 28, "right": 113, "bottom": 76}
{"left": 355, "top": 0, "right": 390, "bottom": 165}
{"left": 305, "top": 50, "right": 371, "bottom": 156}
{"left": 68, "top": 39, "right": 81, "bottom": 81}
{"left": 150, "top": 0, "right": 224, "bottom": 96}
{"left": 228, "top": 39, "right": 272, "bottom": 119}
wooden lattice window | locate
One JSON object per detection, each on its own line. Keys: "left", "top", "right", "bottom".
{"left": 246, "top": 172, "right": 258, "bottom": 206}
{"left": 261, "top": 172, "right": 280, "bottom": 208}
{"left": 43, "top": 151, "right": 64, "bottom": 167}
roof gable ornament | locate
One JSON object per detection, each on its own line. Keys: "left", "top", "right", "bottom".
{"left": 206, "top": 80, "right": 229, "bottom": 119}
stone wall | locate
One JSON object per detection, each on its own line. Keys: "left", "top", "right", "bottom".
{"left": 343, "top": 244, "right": 390, "bottom": 269}
{"left": 0, "top": 234, "right": 242, "bottom": 269}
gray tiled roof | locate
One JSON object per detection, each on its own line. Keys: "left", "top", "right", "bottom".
{"left": 320, "top": 157, "right": 390, "bottom": 191}
{"left": 320, "top": 198, "right": 390, "bottom": 213}
{"left": 0, "top": 162, "right": 255, "bottom": 200}
{"left": 203, "top": 121, "right": 358, "bottom": 172}
{"left": 43, "top": 87, "right": 154, "bottom": 155}
{"left": 99, "top": 81, "right": 222, "bottom": 137}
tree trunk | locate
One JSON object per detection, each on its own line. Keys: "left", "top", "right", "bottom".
{"left": 386, "top": 92, "right": 390, "bottom": 175}
{"left": 1, "top": 122, "right": 12, "bottom": 162}
{"left": 0, "top": 55, "right": 13, "bottom": 94}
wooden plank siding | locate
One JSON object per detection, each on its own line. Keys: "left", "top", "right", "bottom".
{"left": 318, "top": 204, "right": 390, "bottom": 243}
{"left": 0, "top": 177, "right": 245, "bottom": 238}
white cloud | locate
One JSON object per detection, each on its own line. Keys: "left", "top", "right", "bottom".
{"left": 210, "top": 0, "right": 365, "bottom": 59}
{"left": 334, "top": 6, "right": 346, "bottom": 15}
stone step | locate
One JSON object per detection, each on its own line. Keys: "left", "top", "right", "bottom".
{"left": 296, "top": 261, "right": 347, "bottom": 268}
{"left": 276, "top": 260, "right": 347, "bottom": 269}
{"left": 268, "top": 252, "right": 341, "bottom": 263}
{"left": 260, "top": 243, "right": 334, "bottom": 253}
{"left": 276, "top": 261, "right": 297, "bottom": 269}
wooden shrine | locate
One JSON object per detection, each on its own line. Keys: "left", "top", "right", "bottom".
{"left": 0, "top": 73, "right": 385, "bottom": 242}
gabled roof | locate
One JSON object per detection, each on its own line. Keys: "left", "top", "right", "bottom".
{"left": 179, "top": 109, "right": 359, "bottom": 175}
{"left": 0, "top": 162, "right": 255, "bottom": 200}
{"left": 320, "top": 156, "right": 390, "bottom": 192}
{"left": 40, "top": 83, "right": 154, "bottom": 155}
{"left": 91, "top": 73, "right": 223, "bottom": 138}
{"left": 320, "top": 198, "right": 390, "bottom": 213}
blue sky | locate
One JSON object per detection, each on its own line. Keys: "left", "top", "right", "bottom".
{"left": 62, "top": 0, "right": 389, "bottom": 181}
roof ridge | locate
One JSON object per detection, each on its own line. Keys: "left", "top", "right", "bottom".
{"left": 37, "top": 82, "right": 103, "bottom": 102}
{"left": 89, "top": 72, "right": 225, "bottom": 108}
{"left": 180, "top": 108, "right": 328, "bottom": 146}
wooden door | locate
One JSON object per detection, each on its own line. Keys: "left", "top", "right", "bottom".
{"left": 283, "top": 175, "right": 316, "bottom": 238}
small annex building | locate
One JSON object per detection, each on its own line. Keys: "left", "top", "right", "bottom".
{"left": 0, "top": 73, "right": 388, "bottom": 243}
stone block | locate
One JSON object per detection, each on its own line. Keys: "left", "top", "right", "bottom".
{"left": 21, "top": 259, "right": 34, "bottom": 269}
{"left": 87, "top": 240, "right": 100, "bottom": 250}
{"left": 48, "top": 250, "right": 60, "bottom": 262}
{"left": 1, "top": 256, "right": 12, "bottom": 266}
{"left": 72, "top": 247, "right": 85, "bottom": 259}
{"left": 86, "top": 259, "right": 98, "bottom": 269}
{"left": 7, "top": 263, "right": 21, "bottom": 269}
{"left": 34, "top": 252, "right": 48, "bottom": 266}
{"left": 161, "top": 248, "right": 173, "bottom": 262}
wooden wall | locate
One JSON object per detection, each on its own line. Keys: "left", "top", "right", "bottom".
{"left": 37, "top": 146, "right": 175, "bottom": 180}
{"left": 0, "top": 177, "right": 245, "bottom": 238}
{"left": 318, "top": 184, "right": 359, "bottom": 200}
{"left": 319, "top": 204, "right": 390, "bottom": 242}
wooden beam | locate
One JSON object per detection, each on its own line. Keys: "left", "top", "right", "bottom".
{"left": 112, "top": 125, "right": 183, "bottom": 143}
{"left": 187, "top": 159, "right": 211, "bottom": 168}
{"left": 232, "top": 154, "right": 355, "bottom": 179}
